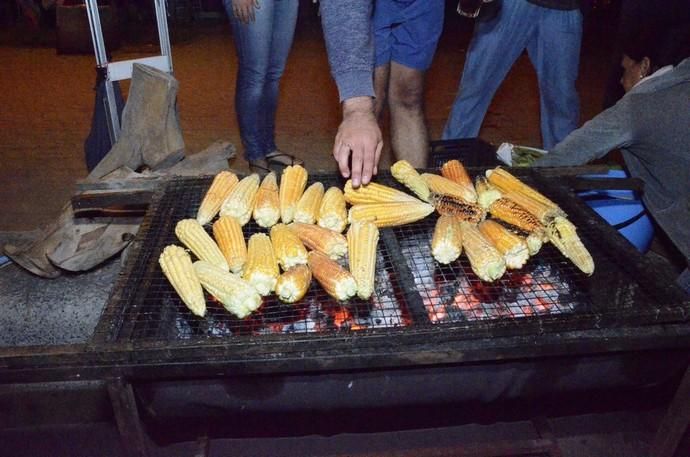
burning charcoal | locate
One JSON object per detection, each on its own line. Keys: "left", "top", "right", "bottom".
{"left": 283, "top": 317, "right": 320, "bottom": 334}
{"left": 202, "top": 316, "right": 233, "bottom": 337}
{"left": 174, "top": 315, "right": 193, "bottom": 339}
{"left": 368, "top": 302, "right": 405, "bottom": 328}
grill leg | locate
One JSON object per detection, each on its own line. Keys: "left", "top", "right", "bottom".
{"left": 650, "top": 363, "right": 690, "bottom": 457}
{"left": 107, "top": 377, "right": 149, "bottom": 457}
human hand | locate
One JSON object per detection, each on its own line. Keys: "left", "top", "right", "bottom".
{"left": 232, "top": 0, "right": 259, "bottom": 24}
{"left": 333, "top": 97, "right": 383, "bottom": 187}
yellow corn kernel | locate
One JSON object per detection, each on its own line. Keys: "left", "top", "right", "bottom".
{"left": 347, "top": 220, "right": 379, "bottom": 299}
{"left": 243, "top": 233, "right": 280, "bottom": 296}
{"left": 279, "top": 164, "right": 308, "bottom": 223}
{"left": 348, "top": 201, "right": 435, "bottom": 228}
{"left": 546, "top": 216, "right": 594, "bottom": 275}
{"left": 159, "top": 245, "right": 206, "bottom": 317}
{"left": 390, "top": 160, "right": 431, "bottom": 202}
{"left": 270, "top": 223, "right": 308, "bottom": 270}
{"left": 253, "top": 172, "right": 281, "bottom": 228}
{"left": 460, "top": 222, "right": 506, "bottom": 282}
{"left": 486, "top": 167, "right": 560, "bottom": 210}
{"left": 478, "top": 220, "right": 529, "bottom": 269}
{"left": 275, "top": 264, "right": 312, "bottom": 304}
{"left": 441, "top": 160, "right": 477, "bottom": 201}
{"left": 431, "top": 215, "right": 463, "bottom": 264}
{"left": 193, "top": 260, "right": 261, "bottom": 319}
{"left": 525, "top": 232, "right": 544, "bottom": 256}
{"left": 429, "top": 193, "right": 485, "bottom": 223}
{"left": 502, "top": 190, "right": 565, "bottom": 224}
{"left": 421, "top": 173, "right": 478, "bottom": 203}
{"left": 294, "top": 182, "right": 325, "bottom": 224}
{"left": 307, "top": 251, "right": 357, "bottom": 301}
{"left": 219, "top": 173, "right": 260, "bottom": 226}
{"left": 317, "top": 187, "right": 348, "bottom": 233}
{"left": 343, "top": 179, "right": 419, "bottom": 205}
{"left": 175, "top": 219, "right": 229, "bottom": 271}
{"left": 475, "top": 176, "right": 502, "bottom": 210}
{"left": 289, "top": 222, "right": 348, "bottom": 259}
{"left": 196, "top": 171, "right": 239, "bottom": 225}
{"left": 212, "top": 216, "right": 247, "bottom": 274}
{"left": 488, "top": 198, "right": 545, "bottom": 235}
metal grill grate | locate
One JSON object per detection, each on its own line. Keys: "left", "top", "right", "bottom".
{"left": 93, "top": 170, "right": 690, "bottom": 346}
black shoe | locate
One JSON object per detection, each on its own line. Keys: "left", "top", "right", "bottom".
{"left": 264, "top": 151, "right": 304, "bottom": 168}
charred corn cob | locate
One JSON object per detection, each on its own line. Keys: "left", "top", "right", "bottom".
{"left": 486, "top": 167, "right": 560, "bottom": 211}
{"left": 488, "top": 198, "right": 545, "bottom": 235}
{"left": 390, "top": 160, "right": 431, "bottom": 202}
{"left": 289, "top": 222, "right": 348, "bottom": 259}
{"left": 474, "top": 176, "right": 502, "bottom": 210}
{"left": 279, "top": 164, "right": 308, "bottom": 223}
{"left": 276, "top": 264, "right": 312, "bottom": 304}
{"left": 546, "top": 216, "right": 595, "bottom": 275}
{"left": 431, "top": 215, "right": 463, "bottom": 264}
{"left": 294, "top": 182, "right": 325, "bottom": 224}
{"left": 193, "top": 260, "right": 261, "bottom": 318}
{"left": 243, "top": 233, "right": 280, "bottom": 295}
{"left": 175, "top": 219, "right": 229, "bottom": 271}
{"left": 317, "top": 187, "right": 348, "bottom": 233}
{"left": 253, "top": 172, "right": 281, "bottom": 228}
{"left": 347, "top": 220, "right": 379, "bottom": 299}
{"left": 441, "top": 160, "right": 477, "bottom": 201}
{"left": 308, "top": 251, "right": 357, "bottom": 301}
{"left": 270, "top": 223, "right": 308, "bottom": 270}
{"left": 503, "top": 190, "right": 565, "bottom": 224}
{"left": 429, "top": 193, "right": 485, "bottom": 223}
{"left": 525, "top": 232, "right": 544, "bottom": 256}
{"left": 460, "top": 222, "right": 507, "bottom": 282}
{"left": 348, "top": 201, "right": 435, "bottom": 228}
{"left": 219, "top": 173, "right": 260, "bottom": 226}
{"left": 343, "top": 179, "right": 419, "bottom": 205}
{"left": 212, "top": 216, "right": 246, "bottom": 274}
{"left": 422, "top": 173, "right": 478, "bottom": 203}
{"left": 196, "top": 171, "right": 239, "bottom": 225}
{"left": 159, "top": 245, "right": 206, "bottom": 317}
{"left": 478, "top": 220, "right": 529, "bottom": 269}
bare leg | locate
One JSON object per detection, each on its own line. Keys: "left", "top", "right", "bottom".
{"left": 374, "top": 64, "right": 390, "bottom": 120}
{"left": 388, "top": 61, "right": 428, "bottom": 168}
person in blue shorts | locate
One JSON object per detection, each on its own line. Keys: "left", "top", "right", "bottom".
{"left": 373, "top": 0, "right": 445, "bottom": 168}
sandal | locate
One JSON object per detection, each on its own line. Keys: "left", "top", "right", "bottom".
{"left": 264, "top": 151, "right": 304, "bottom": 168}
{"left": 248, "top": 158, "right": 272, "bottom": 174}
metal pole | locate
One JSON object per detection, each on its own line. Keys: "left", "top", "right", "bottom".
{"left": 155, "top": 0, "right": 174, "bottom": 74}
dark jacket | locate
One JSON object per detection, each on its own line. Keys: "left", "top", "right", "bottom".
{"left": 527, "top": 0, "right": 580, "bottom": 10}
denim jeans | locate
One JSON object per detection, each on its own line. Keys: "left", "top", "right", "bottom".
{"left": 442, "top": 0, "right": 582, "bottom": 149}
{"left": 224, "top": 0, "right": 298, "bottom": 160}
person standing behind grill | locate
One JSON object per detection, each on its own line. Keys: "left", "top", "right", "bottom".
{"left": 372, "top": 0, "right": 445, "bottom": 168}
{"left": 224, "top": 0, "right": 303, "bottom": 172}
{"left": 442, "top": 0, "right": 583, "bottom": 150}
{"left": 532, "top": 28, "right": 690, "bottom": 290}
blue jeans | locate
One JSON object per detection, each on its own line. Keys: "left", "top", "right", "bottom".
{"left": 224, "top": 0, "right": 298, "bottom": 160}
{"left": 442, "top": 0, "right": 582, "bottom": 149}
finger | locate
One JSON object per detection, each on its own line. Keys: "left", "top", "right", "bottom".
{"left": 373, "top": 140, "right": 383, "bottom": 176}
{"left": 254, "top": 0, "right": 260, "bottom": 7}
{"left": 350, "top": 143, "right": 364, "bottom": 188}
{"left": 360, "top": 144, "right": 375, "bottom": 186}
{"left": 335, "top": 143, "right": 351, "bottom": 179}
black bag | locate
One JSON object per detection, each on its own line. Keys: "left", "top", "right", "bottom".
{"left": 84, "top": 70, "right": 125, "bottom": 172}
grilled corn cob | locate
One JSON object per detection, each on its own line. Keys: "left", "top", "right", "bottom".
{"left": 460, "top": 222, "right": 507, "bottom": 282}
{"left": 219, "top": 173, "right": 260, "bottom": 226}
{"left": 307, "top": 251, "right": 357, "bottom": 301}
{"left": 294, "top": 182, "right": 325, "bottom": 224}
{"left": 431, "top": 215, "right": 463, "bottom": 264}
{"left": 503, "top": 190, "right": 565, "bottom": 224}
{"left": 347, "top": 220, "right": 379, "bottom": 299}
{"left": 270, "top": 223, "right": 308, "bottom": 270}
{"left": 175, "top": 219, "right": 229, "bottom": 271}
{"left": 196, "top": 171, "right": 239, "bottom": 225}
{"left": 486, "top": 167, "right": 560, "bottom": 211}
{"left": 279, "top": 164, "right": 308, "bottom": 223}
{"left": 317, "top": 187, "right": 348, "bottom": 233}
{"left": 390, "top": 160, "right": 431, "bottom": 202}
{"left": 488, "top": 198, "right": 545, "bottom": 235}
{"left": 159, "top": 245, "right": 206, "bottom": 317}
{"left": 289, "top": 222, "right": 348, "bottom": 259}
{"left": 546, "top": 216, "right": 595, "bottom": 275}
{"left": 429, "top": 193, "right": 485, "bottom": 223}
{"left": 441, "top": 160, "right": 477, "bottom": 201}
{"left": 525, "top": 232, "right": 544, "bottom": 256}
{"left": 253, "top": 172, "right": 281, "bottom": 228}
{"left": 478, "top": 220, "right": 529, "bottom": 269}
{"left": 193, "top": 260, "right": 261, "bottom": 318}
{"left": 422, "top": 173, "right": 478, "bottom": 203}
{"left": 243, "top": 233, "right": 280, "bottom": 295}
{"left": 343, "top": 179, "right": 418, "bottom": 205}
{"left": 276, "top": 264, "right": 312, "bottom": 304}
{"left": 474, "top": 176, "right": 502, "bottom": 210}
{"left": 348, "top": 201, "right": 435, "bottom": 228}
{"left": 212, "top": 216, "right": 246, "bottom": 274}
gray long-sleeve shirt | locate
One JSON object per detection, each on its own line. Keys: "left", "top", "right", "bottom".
{"left": 319, "top": 0, "right": 375, "bottom": 102}
{"left": 534, "top": 57, "right": 690, "bottom": 261}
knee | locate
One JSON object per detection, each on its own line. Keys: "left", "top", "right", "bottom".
{"left": 389, "top": 77, "right": 424, "bottom": 112}
{"left": 237, "top": 66, "right": 268, "bottom": 90}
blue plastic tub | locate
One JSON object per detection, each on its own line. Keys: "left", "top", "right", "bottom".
{"left": 577, "top": 169, "right": 654, "bottom": 253}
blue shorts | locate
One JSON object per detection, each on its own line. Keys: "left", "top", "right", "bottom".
{"left": 373, "top": 0, "right": 445, "bottom": 71}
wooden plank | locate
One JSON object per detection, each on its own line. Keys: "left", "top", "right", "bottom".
{"left": 107, "top": 377, "right": 149, "bottom": 457}
{"left": 649, "top": 363, "right": 690, "bottom": 457}
{"left": 71, "top": 190, "right": 155, "bottom": 216}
